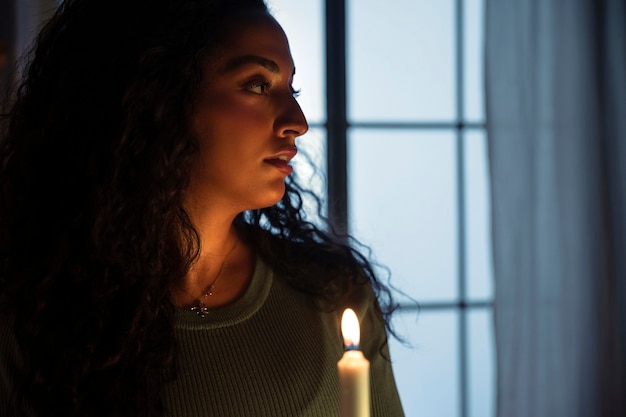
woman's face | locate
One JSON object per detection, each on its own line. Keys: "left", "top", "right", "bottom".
{"left": 187, "top": 11, "right": 308, "bottom": 214}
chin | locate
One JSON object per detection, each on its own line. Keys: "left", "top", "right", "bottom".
{"left": 257, "top": 184, "right": 287, "bottom": 209}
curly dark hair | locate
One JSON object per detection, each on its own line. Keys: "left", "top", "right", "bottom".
{"left": 0, "top": 0, "right": 399, "bottom": 416}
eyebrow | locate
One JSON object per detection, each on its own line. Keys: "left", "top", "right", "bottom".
{"left": 222, "top": 55, "right": 280, "bottom": 74}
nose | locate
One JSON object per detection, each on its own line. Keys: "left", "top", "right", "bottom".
{"left": 275, "top": 95, "right": 309, "bottom": 140}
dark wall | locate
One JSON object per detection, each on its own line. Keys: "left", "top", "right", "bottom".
{"left": 0, "top": 0, "right": 15, "bottom": 101}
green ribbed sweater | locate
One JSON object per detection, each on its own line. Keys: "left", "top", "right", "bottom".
{"left": 1, "top": 257, "right": 405, "bottom": 416}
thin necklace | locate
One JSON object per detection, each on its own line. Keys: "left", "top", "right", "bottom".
{"left": 190, "top": 238, "right": 239, "bottom": 318}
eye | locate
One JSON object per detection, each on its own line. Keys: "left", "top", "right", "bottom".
{"left": 246, "top": 81, "right": 272, "bottom": 95}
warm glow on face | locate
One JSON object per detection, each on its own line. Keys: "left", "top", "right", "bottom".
{"left": 341, "top": 308, "right": 360, "bottom": 348}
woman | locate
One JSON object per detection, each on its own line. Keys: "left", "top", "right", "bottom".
{"left": 0, "top": 0, "right": 405, "bottom": 416}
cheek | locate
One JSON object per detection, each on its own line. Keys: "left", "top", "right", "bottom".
{"left": 197, "top": 118, "right": 267, "bottom": 167}
{"left": 194, "top": 94, "right": 270, "bottom": 137}
{"left": 191, "top": 99, "right": 271, "bottom": 166}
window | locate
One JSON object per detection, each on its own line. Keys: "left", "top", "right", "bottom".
{"left": 269, "top": 0, "right": 494, "bottom": 416}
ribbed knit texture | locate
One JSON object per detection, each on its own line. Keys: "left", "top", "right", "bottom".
{"left": 166, "top": 258, "right": 405, "bottom": 417}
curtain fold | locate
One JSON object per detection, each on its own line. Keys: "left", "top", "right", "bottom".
{"left": 485, "top": 1, "right": 625, "bottom": 416}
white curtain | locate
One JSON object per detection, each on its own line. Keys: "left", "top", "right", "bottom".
{"left": 485, "top": 0, "right": 626, "bottom": 416}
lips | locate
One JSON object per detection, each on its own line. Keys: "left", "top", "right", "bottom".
{"left": 264, "top": 145, "right": 297, "bottom": 175}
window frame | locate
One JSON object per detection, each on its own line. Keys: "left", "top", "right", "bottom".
{"left": 323, "top": 1, "right": 492, "bottom": 416}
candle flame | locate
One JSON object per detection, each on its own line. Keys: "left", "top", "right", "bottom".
{"left": 341, "top": 308, "right": 360, "bottom": 349}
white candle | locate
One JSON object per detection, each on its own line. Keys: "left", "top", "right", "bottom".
{"left": 337, "top": 308, "right": 370, "bottom": 417}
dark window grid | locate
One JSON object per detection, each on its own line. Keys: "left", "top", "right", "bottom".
{"left": 455, "top": 1, "right": 468, "bottom": 416}
{"left": 346, "top": 121, "right": 485, "bottom": 130}
{"left": 324, "top": 1, "right": 491, "bottom": 417}
{"left": 325, "top": 0, "right": 348, "bottom": 237}
{"left": 455, "top": 1, "right": 491, "bottom": 414}
{"left": 399, "top": 300, "right": 493, "bottom": 312}
{"left": 309, "top": 122, "right": 486, "bottom": 130}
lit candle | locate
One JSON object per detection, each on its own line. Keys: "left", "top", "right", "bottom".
{"left": 337, "top": 308, "right": 370, "bottom": 417}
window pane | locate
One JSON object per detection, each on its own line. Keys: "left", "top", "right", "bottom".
{"left": 348, "top": 0, "right": 455, "bottom": 122}
{"left": 15, "top": 0, "right": 57, "bottom": 61}
{"left": 348, "top": 129, "right": 458, "bottom": 302}
{"left": 389, "top": 310, "right": 459, "bottom": 417}
{"left": 464, "top": 130, "right": 493, "bottom": 300}
{"left": 292, "top": 127, "right": 327, "bottom": 222}
{"left": 464, "top": 0, "right": 485, "bottom": 122}
{"left": 468, "top": 309, "right": 495, "bottom": 417}
{"left": 267, "top": 0, "right": 325, "bottom": 123}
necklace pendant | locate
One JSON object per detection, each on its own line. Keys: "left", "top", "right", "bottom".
{"left": 191, "top": 303, "right": 210, "bottom": 318}
{"left": 191, "top": 288, "right": 215, "bottom": 318}
{"left": 189, "top": 238, "right": 239, "bottom": 318}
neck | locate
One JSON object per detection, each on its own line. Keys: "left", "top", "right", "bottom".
{"left": 171, "top": 204, "right": 255, "bottom": 311}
